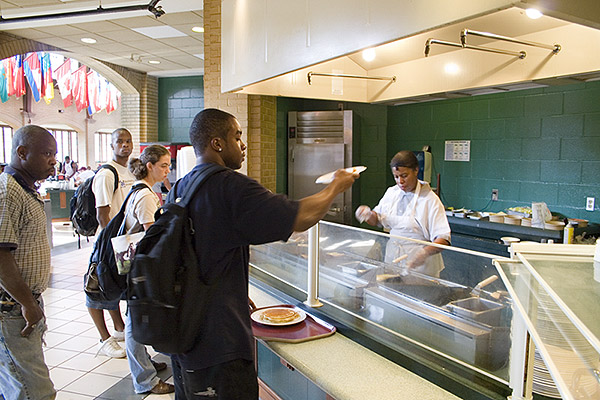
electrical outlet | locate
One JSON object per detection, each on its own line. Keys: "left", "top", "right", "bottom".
{"left": 586, "top": 197, "right": 595, "bottom": 211}
{"left": 491, "top": 189, "right": 499, "bottom": 201}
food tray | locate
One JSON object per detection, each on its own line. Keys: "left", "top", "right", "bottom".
{"left": 251, "top": 304, "right": 336, "bottom": 343}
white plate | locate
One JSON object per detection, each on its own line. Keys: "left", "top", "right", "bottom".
{"left": 315, "top": 166, "right": 367, "bottom": 184}
{"left": 251, "top": 306, "right": 307, "bottom": 326}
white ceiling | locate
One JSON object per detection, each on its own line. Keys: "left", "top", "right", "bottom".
{"left": 0, "top": 0, "right": 204, "bottom": 77}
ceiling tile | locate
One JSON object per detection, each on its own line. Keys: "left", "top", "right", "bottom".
{"left": 132, "top": 25, "right": 187, "bottom": 39}
{"left": 157, "top": 36, "right": 200, "bottom": 47}
{"left": 34, "top": 37, "right": 82, "bottom": 48}
{"left": 61, "top": 33, "right": 114, "bottom": 45}
{"left": 156, "top": 11, "right": 203, "bottom": 25}
{"left": 97, "top": 29, "right": 149, "bottom": 42}
{"left": 127, "top": 40, "right": 174, "bottom": 52}
{"left": 3, "top": 28, "right": 54, "bottom": 39}
{"left": 34, "top": 25, "right": 88, "bottom": 36}
{"left": 92, "top": 42, "right": 137, "bottom": 53}
{"left": 68, "top": 20, "right": 124, "bottom": 33}
{"left": 111, "top": 15, "right": 165, "bottom": 29}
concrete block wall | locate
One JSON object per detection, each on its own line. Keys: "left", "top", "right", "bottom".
{"left": 158, "top": 76, "right": 204, "bottom": 143}
{"left": 387, "top": 81, "right": 600, "bottom": 222}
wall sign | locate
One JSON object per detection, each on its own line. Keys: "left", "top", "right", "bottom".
{"left": 445, "top": 140, "right": 470, "bottom": 162}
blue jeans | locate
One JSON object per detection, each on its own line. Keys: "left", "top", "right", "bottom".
{"left": 125, "top": 311, "right": 159, "bottom": 393}
{"left": 0, "top": 299, "right": 56, "bottom": 400}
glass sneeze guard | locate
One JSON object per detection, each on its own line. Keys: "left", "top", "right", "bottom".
{"left": 495, "top": 242, "right": 600, "bottom": 400}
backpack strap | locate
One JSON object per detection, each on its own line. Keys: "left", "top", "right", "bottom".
{"left": 99, "top": 164, "right": 119, "bottom": 193}
{"left": 116, "top": 183, "right": 152, "bottom": 235}
{"left": 168, "top": 164, "right": 228, "bottom": 207}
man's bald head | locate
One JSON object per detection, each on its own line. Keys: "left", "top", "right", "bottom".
{"left": 11, "top": 125, "right": 54, "bottom": 160}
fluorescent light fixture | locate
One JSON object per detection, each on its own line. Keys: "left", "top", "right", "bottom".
{"left": 148, "top": 60, "right": 161, "bottom": 64}
{"left": 525, "top": 8, "right": 543, "bottom": 19}
{"left": 192, "top": 26, "right": 204, "bottom": 33}
{"left": 193, "top": 54, "right": 205, "bottom": 59}
{"left": 132, "top": 26, "right": 187, "bottom": 39}
{"left": 81, "top": 37, "right": 97, "bottom": 44}
{"left": 362, "top": 48, "right": 376, "bottom": 62}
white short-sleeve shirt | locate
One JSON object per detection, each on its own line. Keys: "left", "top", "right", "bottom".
{"left": 373, "top": 181, "right": 451, "bottom": 243}
{"left": 92, "top": 160, "right": 135, "bottom": 221}
{"left": 123, "top": 182, "right": 160, "bottom": 234}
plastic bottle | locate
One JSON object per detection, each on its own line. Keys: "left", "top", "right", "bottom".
{"left": 563, "top": 221, "right": 574, "bottom": 244}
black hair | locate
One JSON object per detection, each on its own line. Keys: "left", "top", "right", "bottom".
{"left": 128, "top": 144, "right": 170, "bottom": 180}
{"left": 11, "top": 125, "right": 52, "bottom": 160}
{"left": 189, "top": 108, "right": 236, "bottom": 155}
{"left": 390, "top": 150, "right": 419, "bottom": 170}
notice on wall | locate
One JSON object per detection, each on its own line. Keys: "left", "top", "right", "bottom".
{"left": 445, "top": 140, "right": 470, "bottom": 162}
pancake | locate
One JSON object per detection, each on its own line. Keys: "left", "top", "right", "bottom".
{"left": 261, "top": 308, "right": 299, "bottom": 323}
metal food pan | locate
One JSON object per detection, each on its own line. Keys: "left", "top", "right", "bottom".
{"left": 447, "top": 297, "right": 506, "bottom": 326}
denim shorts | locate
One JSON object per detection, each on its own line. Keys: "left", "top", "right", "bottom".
{"left": 85, "top": 295, "right": 121, "bottom": 310}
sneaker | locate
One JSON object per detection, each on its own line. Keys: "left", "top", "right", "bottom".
{"left": 97, "top": 337, "right": 126, "bottom": 358}
{"left": 112, "top": 330, "right": 125, "bottom": 342}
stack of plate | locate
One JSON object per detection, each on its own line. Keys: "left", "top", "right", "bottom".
{"left": 489, "top": 213, "right": 505, "bottom": 223}
{"left": 532, "top": 290, "right": 600, "bottom": 398}
{"left": 521, "top": 218, "right": 532, "bottom": 227}
{"left": 544, "top": 221, "right": 565, "bottom": 230}
{"left": 504, "top": 215, "right": 522, "bottom": 225}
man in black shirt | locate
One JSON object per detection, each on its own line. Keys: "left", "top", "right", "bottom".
{"left": 171, "top": 109, "right": 358, "bottom": 399}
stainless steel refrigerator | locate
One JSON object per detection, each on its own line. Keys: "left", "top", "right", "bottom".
{"left": 288, "top": 110, "right": 355, "bottom": 224}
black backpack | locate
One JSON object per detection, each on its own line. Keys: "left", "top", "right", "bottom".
{"left": 84, "top": 183, "right": 149, "bottom": 302}
{"left": 127, "top": 164, "right": 226, "bottom": 354}
{"left": 70, "top": 164, "right": 119, "bottom": 237}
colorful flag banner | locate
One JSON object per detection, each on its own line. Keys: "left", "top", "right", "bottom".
{"left": 41, "top": 52, "right": 54, "bottom": 104}
{"left": 87, "top": 70, "right": 102, "bottom": 114}
{"left": 54, "top": 58, "right": 72, "bottom": 108}
{"left": 4, "top": 58, "right": 15, "bottom": 97}
{"left": 23, "top": 52, "right": 42, "bottom": 102}
{"left": 0, "top": 62, "right": 8, "bottom": 103}
{"left": 13, "top": 55, "right": 25, "bottom": 98}
{"left": 72, "top": 65, "right": 88, "bottom": 112}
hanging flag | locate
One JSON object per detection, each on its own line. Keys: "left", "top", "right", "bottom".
{"left": 54, "top": 58, "right": 72, "bottom": 108}
{"left": 23, "top": 52, "right": 42, "bottom": 102}
{"left": 4, "top": 58, "right": 15, "bottom": 97}
{"left": 72, "top": 65, "right": 88, "bottom": 112}
{"left": 0, "top": 62, "right": 8, "bottom": 103}
{"left": 13, "top": 55, "right": 25, "bottom": 98}
{"left": 87, "top": 70, "right": 102, "bottom": 114}
{"left": 41, "top": 52, "right": 54, "bottom": 104}
{"left": 99, "top": 77, "right": 109, "bottom": 112}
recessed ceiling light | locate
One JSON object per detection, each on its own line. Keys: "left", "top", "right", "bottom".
{"left": 148, "top": 60, "right": 161, "bottom": 64}
{"left": 81, "top": 37, "right": 97, "bottom": 44}
{"left": 444, "top": 63, "right": 460, "bottom": 75}
{"left": 362, "top": 48, "right": 376, "bottom": 62}
{"left": 525, "top": 8, "right": 543, "bottom": 19}
{"left": 192, "top": 26, "right": 204, "bottom": 33}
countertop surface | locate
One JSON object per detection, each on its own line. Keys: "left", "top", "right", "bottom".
{"left": 249, "top": 284, "right": 461, "bottom": 400}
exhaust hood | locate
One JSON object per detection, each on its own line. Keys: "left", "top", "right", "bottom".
{"left": 222, "top": 1, "right": 600, "bottom": 105}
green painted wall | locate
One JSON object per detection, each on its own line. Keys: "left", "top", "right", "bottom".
{"left": 158, "top": 76, "right": 204, "bottom": 142}
{"left": 387, "top": 81, "right": 600, "bottom": 222}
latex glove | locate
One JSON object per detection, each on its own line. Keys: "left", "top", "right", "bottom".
{"left": 355, "top": 206, "right": 371, "bottom": 223}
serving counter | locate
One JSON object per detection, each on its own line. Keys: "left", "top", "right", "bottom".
{"left": 250, "top": 221, "right": 513, "bottom": 399}
{"left": 250, "top": 221, "right": 600, "bottom": 400}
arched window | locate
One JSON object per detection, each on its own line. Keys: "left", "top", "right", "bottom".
{"left": 1, "top": 124, "right": 14, "bottom": 164}
{"left": 46, "top": 128, "right": 78, "bottom": 165}
{"left": 94, "top": 131, "right": 113, "bottom": 164}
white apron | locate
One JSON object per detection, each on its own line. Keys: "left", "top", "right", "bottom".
{"left": 382, "top": 182, "right": 444, "bottom": 277}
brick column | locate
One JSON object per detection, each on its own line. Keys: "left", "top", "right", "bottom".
{"left": 204, "top": 0, "right": 278, "bottom": 186}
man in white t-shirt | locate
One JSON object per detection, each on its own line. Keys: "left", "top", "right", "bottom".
{"left": 88, "top": 128, "right": 135, "bottom": 358}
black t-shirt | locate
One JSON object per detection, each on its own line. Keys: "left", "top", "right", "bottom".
{"left": 173, "top": 164, "right": 299, "bottom": 369}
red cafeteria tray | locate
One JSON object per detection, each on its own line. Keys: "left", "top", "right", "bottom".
{"left": 251, "top": 304, "right": 336, "bottom": 343}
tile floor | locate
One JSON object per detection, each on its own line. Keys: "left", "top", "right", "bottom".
{"left": 41, "top": 222, "right": 175, "bottom": 400}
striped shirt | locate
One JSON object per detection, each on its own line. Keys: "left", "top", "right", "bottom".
{"left": 0, "top": 169, "right": 51, "bottom": 294}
